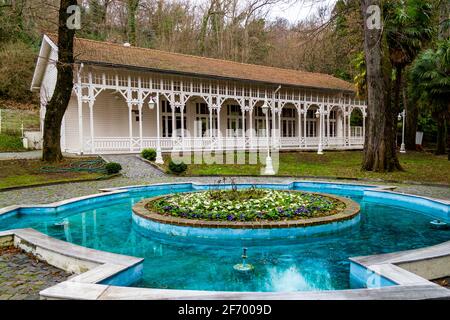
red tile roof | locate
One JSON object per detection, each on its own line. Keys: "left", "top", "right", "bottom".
{"left": 47, "top": 34, "right": 355, "bottom": 92}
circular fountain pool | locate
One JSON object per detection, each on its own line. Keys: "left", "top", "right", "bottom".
{"left": 132, "top": 190, "right": 360, "bottom": 240}
{"left": 0, "top": 182, "right": 449, "bottom": 292}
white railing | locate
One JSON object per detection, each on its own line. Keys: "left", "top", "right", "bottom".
{"left": 351, "top": 126, "right": 363, "bottom": 138}
{"left": 85, "top": 127, "right": 364, "bottom": 154}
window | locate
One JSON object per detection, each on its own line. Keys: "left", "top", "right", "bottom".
{"left": 132, "top": 109, "right": 140, "bottom": 122}
{"left": 195, "top": 102, "right": 215, "bottom": 137}
{"left": 281, "top": 106, "right": 296, "bottom": 137}
{"left": 306, "top": 109, "right": 318, "bottom": 137}
{"left": 161, "top": 100, "right": 186, "bottom": 137}
{"left": 253, "top": 106, "right": 272, "bottom": 137}
{"left": 226, "top": 105, "right": 244, "bottom": 137}
{"left": 196, "top": 103, "right": 209, "bottom": 115}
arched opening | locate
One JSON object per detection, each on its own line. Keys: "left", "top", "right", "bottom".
{"left": 280, "top": 103, "right": 297, "bottom": 138}
{"left": 306, "top": 104, "right": 320, "bottom": 137}
{"left": 253, "top": 102, "right": 273, "bottom": 137}
{"left": 350, "top": 108, "right": 364, "bottom": 138}
{"left": 222, "top": 98, "right": 244, "bottom": 138}
{"left": 327, "top": 106, "right": 345, "bottom": 139}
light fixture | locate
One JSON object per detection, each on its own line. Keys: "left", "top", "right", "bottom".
{"left": 315, "top": 110, "right": 320, "bottom": 118}
{"left": 148, "top": 97, "right": 155, "bottom": 110}
{"left": 261, "top": 101, "right": 269, "bottom": 115}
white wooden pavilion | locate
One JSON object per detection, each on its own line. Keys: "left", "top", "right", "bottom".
{"left": 31, "top": 34, "right": 367, "bottom": 164}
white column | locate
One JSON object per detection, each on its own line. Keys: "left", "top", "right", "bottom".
{"left": 180, "top": 103, "right": 185, "bottom": 150}
{"left": 128, "top": 102, "right": 133, "bottom": 152}
{"left": 242, "top": 108, "right": 246, "bottom": 150}
{"left": 216, "top": 106, "right": 221, "bottom": 148}
{"left": 271, "top": 104, "right": 276, "bottom": 147}
{"left": 155, "top": 93, "right": 163, "bottom": 164}
{"left": 297, "top": 107, "right": 302, "bottom": 148}
{"left": 77, "top": 88, "right": 84, "bottom": 155}
{"left": 138, "top": 103, "right": 143, "bottom": 151}
{"left": 326, "top": 106, "right": 330, "bottom": 147}
{"left": 278, "top": 107, "right": 282, "bottom": 148}
{"left": 343, "top": 109, "right": 347, "bottom": 146}
{"left": 264, "top": 105, "right": 275, "bottom": 175}
{"left": 304, "top": 106, "right": 307, "bottom": 147}
{"left": 89, "top": 100, "right": 95, "bottom": 154}
{"left": 171, "top": 100, "right": 176, "bottom": 140}
{"left": 317, "top": 105, "right": 324, "bottom": 154}
{"left": 348, "top": 109, "right": 352, "bottom": 146}
{"left": 249, "top": 109, "right": 253, "bottom": 149}
{"left": 208, "top": 101, "right": 213, "bottom": 140}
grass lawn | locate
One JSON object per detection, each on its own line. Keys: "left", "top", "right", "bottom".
{"left": 0, "top": 133, "right": 25, "bottom": 152}
{"left": 0, "top": 158, "right": 109, "bottom": 190}
{"left": 162, "top": 151, "right": 450, "bottom": 185}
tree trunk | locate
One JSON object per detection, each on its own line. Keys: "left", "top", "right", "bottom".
{"left": 361, "top": 0, "right": 402, "bottom": 172}
{"left": 404, "top": 84, "right": 418, "bottom": 150}
{"left": 436, "top": 113, "right": 446, "bottom": 155}
{"left": 42, "top": 0, "right": 76, "bottom": 162}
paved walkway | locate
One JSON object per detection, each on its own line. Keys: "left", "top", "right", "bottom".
{"left": 0, "top": 247, "right": 69, "bottom": 300}
{"left": 101, "top": 154, "right": 165, "bottom": 179}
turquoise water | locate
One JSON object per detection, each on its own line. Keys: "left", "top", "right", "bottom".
{"left": 0, "top": 184, "right": 449, "bottom": 292}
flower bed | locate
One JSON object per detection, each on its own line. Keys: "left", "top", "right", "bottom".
{"left": 146, "top": 189, "right": 345, "bottom": 222}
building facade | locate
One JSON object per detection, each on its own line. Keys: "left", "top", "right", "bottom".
{"left": 31, "top": 35, "right": 367, "bottom": 163}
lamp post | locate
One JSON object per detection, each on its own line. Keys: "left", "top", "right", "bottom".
{"left": 262, "top": 100, "right": 275, "bottom": 175}
{"left": 398, "top": 110, "right": 406, "bottom": 153}
{"left": 316, "top": 108, "right": 323, "bottom": 155}
{"left": 148, "top": 95, "right": 164, "bottom": 163}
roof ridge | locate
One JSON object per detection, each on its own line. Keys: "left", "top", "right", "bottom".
{"left": 46, "top": 33, "right": 344, "bottom": 82}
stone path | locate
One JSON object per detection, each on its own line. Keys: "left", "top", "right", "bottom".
{"left": 101, "top": 154, "right": 165, "bottom": 179}
{"left": 0, "top": 247, "right": 70, "bottom": 300}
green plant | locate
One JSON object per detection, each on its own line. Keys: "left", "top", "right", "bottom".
{"left": 105, "top": 162, "right": 122, "bottom": 174}
{"left": 141, "top": 148, "right": 156, "bottom": 161}
{"left": 168, "top": 160, "right": 187, "bottom": 175}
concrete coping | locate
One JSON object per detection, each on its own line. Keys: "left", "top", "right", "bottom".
{"left": 133, "top": 191, "right": 360, "bottom": 229}
{"left": 0, "top": 228, "right": 144, "bottom": 299}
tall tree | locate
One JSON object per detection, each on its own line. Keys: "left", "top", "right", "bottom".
{"left": 409, "top": 40, "right": 450, "bottom": 158}
{"left": 361, "top": 0, "right": 400, "bottom": 171}
{"left": 384, "top": 0, "right": 433, "bottom": 151}
{"left": 42, "top": 0, "right": 76, "bottom": 162}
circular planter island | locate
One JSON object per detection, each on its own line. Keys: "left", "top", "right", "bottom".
{"left": 132, "top": 189, "right": 361, "bottom": 241}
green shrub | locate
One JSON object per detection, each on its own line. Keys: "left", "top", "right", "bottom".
{"left": 141, "top": 148, "right": 156, "bottom": 161}
{"left": 105, "top": 162, "right": 122, "bottom": 174}
{"left": 168, "top": 160, "right": 187, "bottom": 175}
